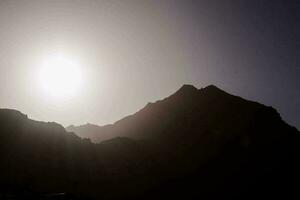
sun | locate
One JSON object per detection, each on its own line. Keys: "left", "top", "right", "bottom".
{"left": 37, "top": 54, "right": 83, "bottom": 99}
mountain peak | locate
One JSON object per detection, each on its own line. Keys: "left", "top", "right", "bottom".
{"left": 175, "top": 84, "right": 198, "bottom": 95}
{"left": 179, "top": 84, "right": 198, "bottom": 90}
{"left": 201, "top": 84, "right": 227, "bottom": 95}
{"left": 173, "top": 84, "right": 226, "bottom": 98}
{"left": 176, "top": 84, "right": 224, "bottom": 94}
{"left": 203, "top": 84, "right": 221, "bottom": 91}
{"left": 205, "top": 84, "right": 218, "bottom": 89}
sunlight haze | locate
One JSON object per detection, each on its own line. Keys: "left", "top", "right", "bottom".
{"left": 0, "top": 0, "right": 299, "bottom": 128}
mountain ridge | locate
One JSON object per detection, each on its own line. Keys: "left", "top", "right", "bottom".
{"left": 1, "top": 84, "right": 300, "bottom": 199}
{"left": 67, "top": 84, "right": 294, "bottom": 143}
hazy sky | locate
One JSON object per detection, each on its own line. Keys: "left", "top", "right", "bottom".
{"left": 0, "top": 0, "right": 299, "bottom": 129}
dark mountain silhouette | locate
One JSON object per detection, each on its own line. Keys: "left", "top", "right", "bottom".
{"left": 1, "top": 85, "right": 300, "bottom": 199}
{"left": 68, "top": 84, "right": 299, "bottom": 143}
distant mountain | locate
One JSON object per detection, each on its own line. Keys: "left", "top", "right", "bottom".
{"left": 1, "top": 85, "right": 300, "bottom": 199}
{"left": 66, "top": 123, "right": 115, "bottom": 142}
{"left": 68, "top": 84, "right": 299, "bottom": 143}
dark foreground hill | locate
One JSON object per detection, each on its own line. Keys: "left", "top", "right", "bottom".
{"left": 1, "top": 85, "right": 300, "bottom": 199}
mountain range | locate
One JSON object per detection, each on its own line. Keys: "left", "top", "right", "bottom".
{"left": 1, "top": 84, "right": 300, "bottom": 199}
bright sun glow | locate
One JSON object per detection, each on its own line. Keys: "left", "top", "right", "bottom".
{"left": 38, "top": 54, "right": 83, "bottom": 99}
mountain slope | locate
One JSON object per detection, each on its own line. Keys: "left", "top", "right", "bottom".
{"left": 66, "top": 84, "right": 300, "bottom": 198}
{"left": 0, "top": 109, "right": 99, "bottom": 197}
{"left": 0, "top": 109, "right": 155, "bottom": 199}
{"left": 1, "top": 84, "right": 300, "bottom": 199}
{"left": 68, "top": 84, "right": 298, "bottom": 143}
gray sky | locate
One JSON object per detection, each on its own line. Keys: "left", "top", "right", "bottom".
{"left": 0, "top": 0, "right": 299, "bottom": 129}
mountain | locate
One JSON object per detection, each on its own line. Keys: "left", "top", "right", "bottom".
{"left": 0, "top": 109, "right": 153, "bottom": 199}
{"left": 1, "top": 84, "right": 300, "bottom": 199}
{"left": 68, "top": 84, "right": 299, "bottom": 143}
{"left": 66, "top": 123, "right": 116, "bottom": 142}
{"left": 0, "top": 109, "right": 98, "bottom": 198}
